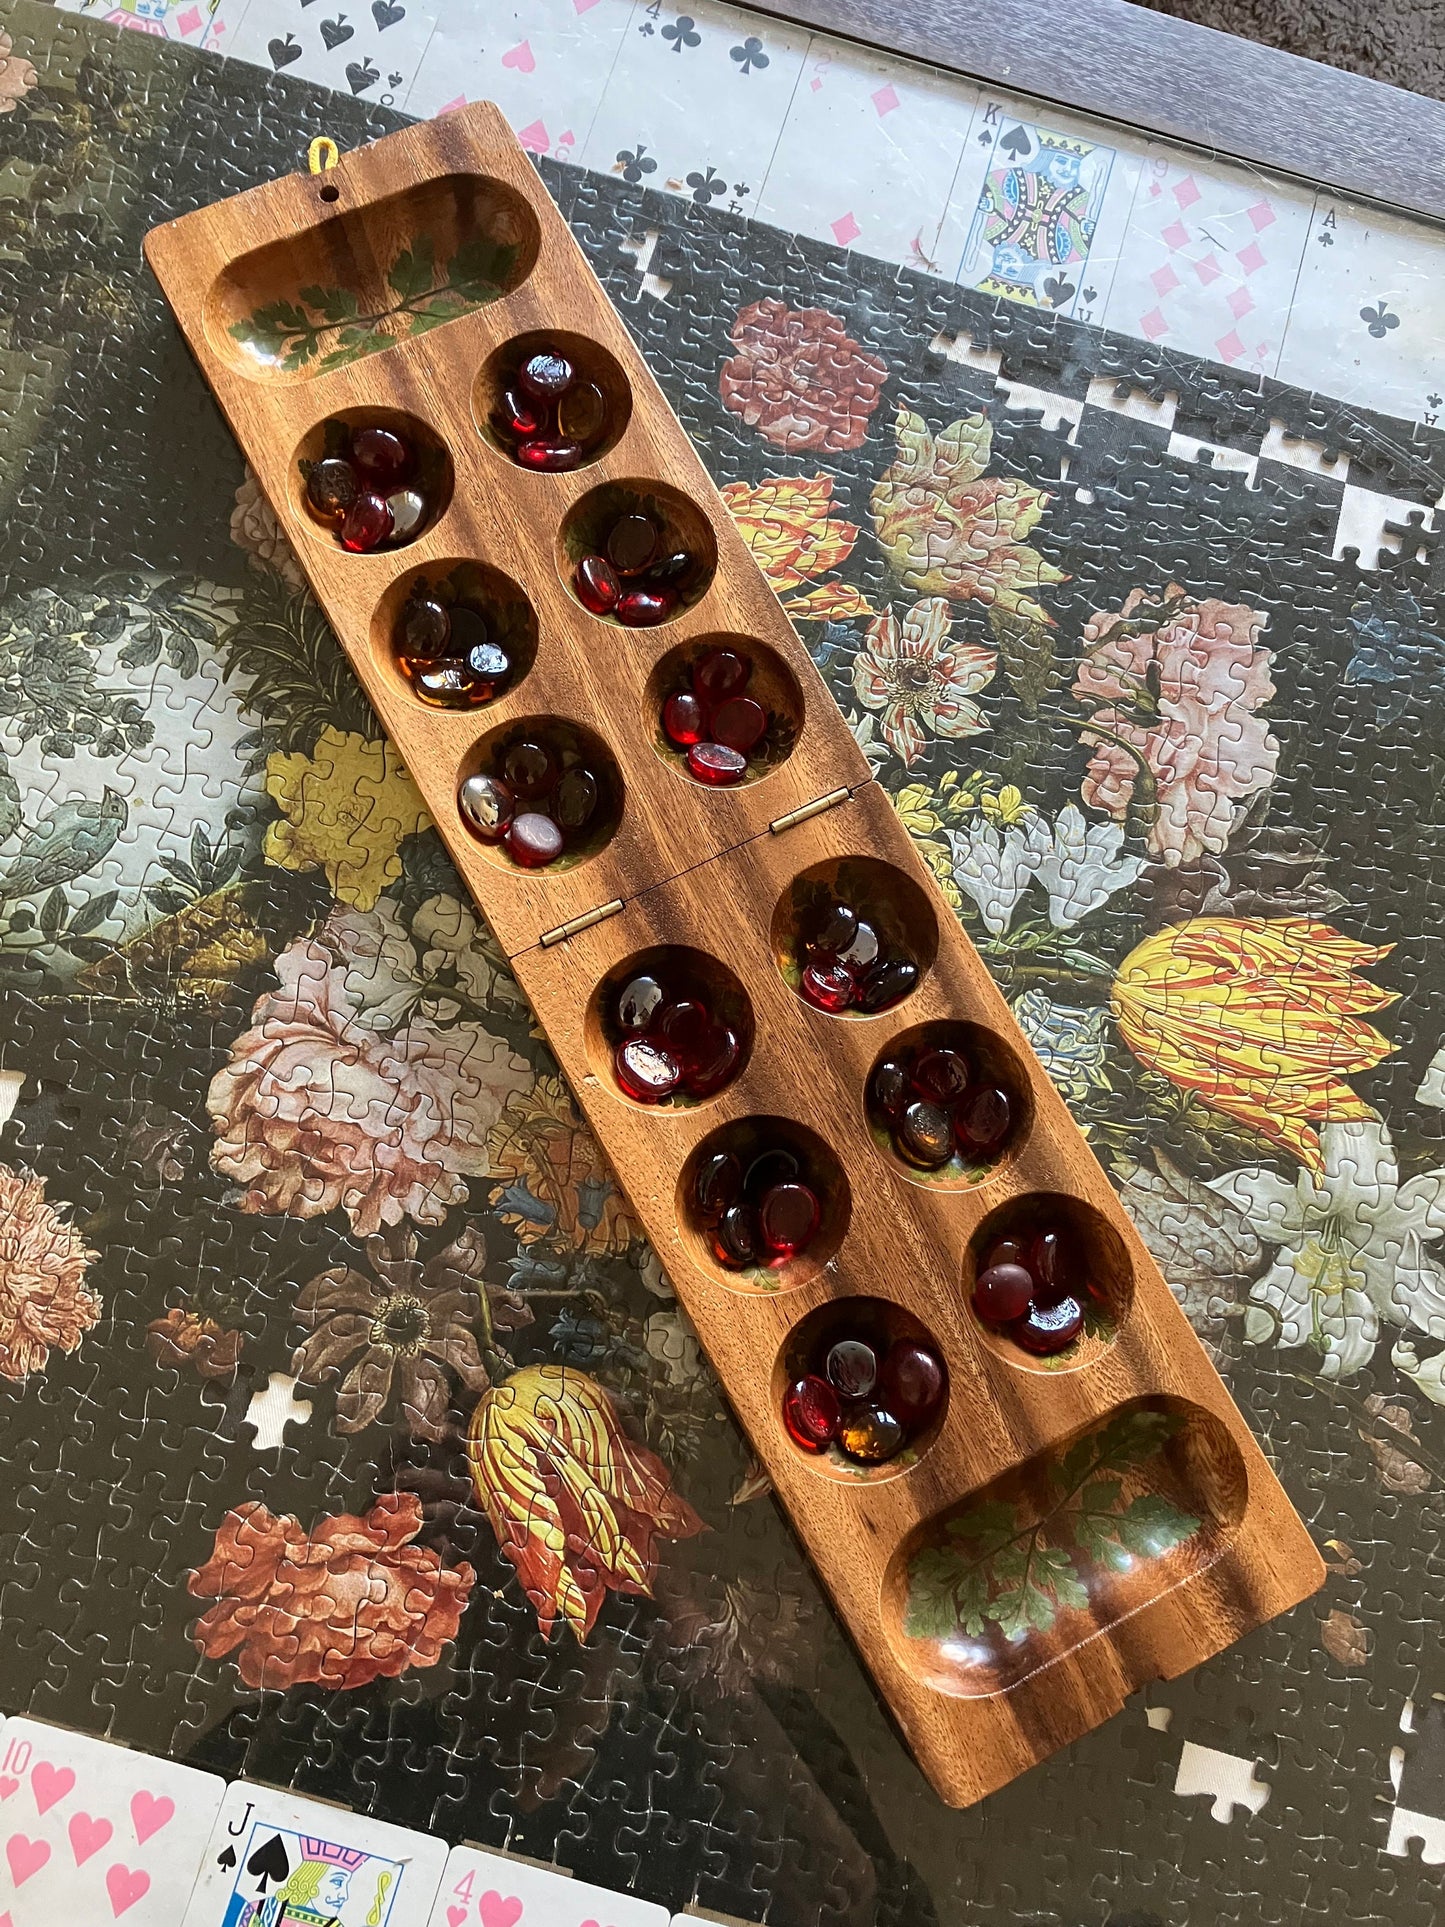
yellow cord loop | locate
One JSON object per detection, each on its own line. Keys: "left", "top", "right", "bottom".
{"left": 307, "top": 136, "right": 340, "bottom": 175}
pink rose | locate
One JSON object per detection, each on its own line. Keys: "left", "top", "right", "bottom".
{"left": 1073, "top": 588, "right": 1278, "bottom": 868}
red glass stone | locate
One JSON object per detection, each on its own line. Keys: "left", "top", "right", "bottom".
{"left": 616, "top": 590, "right": 673, "bottom": 627}
{"left": 856, "top": 958, "right": 919, "bottom": 1012}
{"left": 839, "top": 1405, "right": 907, "bottom": 1465}
{"left": 693, "top": 1150, "right": 742, "bottom": 1224}
{"left": 520, "top": 350, "right": 574, "bottom": 399}
{"left": 711, "top": 696, "right": 766, "bottom": 754}
{"left": 400, "top": 595, "right": 450, "bottom": 657}
{"left": 799, "top": 961, "right": 854, "bottom": 1013}
{"left": 554, "top": 766, "right": 598, "bottom": 832}
{"left": 712, "top": 1201, "right": 760, "bottom": 1269}
{"left": 516, "top": 437, "right": 583, "bottom": 471}
{"left": 575, "top": 554, "right": 620, "bottom": 615}
{"left": 498, "top": 384, "right": 544, "bottom": 438}
{"left": 457, "top": 774, "right": 514, "bottom": 843}
{"left": 825, "top": 1338, "right": 878, "bottom": 1400}
{"left": 306, "top": 456, "right": 358, "bottom": 524}
{"left": 982, "top": 1235, "right": 1028, "bottom": 1272}
{"left": 658, "top": 999, "right": 711, "bottom": 1064}
{"left": 558, "top": 379, "right": 607, "bottom": 445}
{"left": 505, "top": 811, "right": 565, "bottom": 869}
{"left": 663, "top": 690, "right": 706, "bottom": 747}
{"left": 351, "top": 426, "right": 411, "bottom": 487}
{"left": 972, "top": 1262, "right": 1035, "bottom": 1326}
{"left": 758, "top": 1181, "right": 820, "bottom": 1258}
{"left": 607, "top": 513, "right": 660, "bottom": 576}
{"left": 616, "top": 974, "right": 665, "bottom": 1033}
{"left": 686, "top": 742, "right": 747, "bottom": 785}
{"left": 385, "top": 488, "right": 427, "bottom": 544}
{"left": 695, "top": 648, "right": 750, "bottom": 705}
{"left": 614, "top": 1036, "right": 681, "bottom": 1103}
{"left": 806, "top": 902, "right": 859, "bottom": 960}
{"left": 911, "top": 1046, "right": 972, "bottom": 1105}
{"left": 878, "top": 1341, "right": 945, "bottom": 1427}
{"left": 955, "top": 1084, "right": 1012, "bottom": 1157}
{"left": 895, "top": 1100, "right": 953, "bottom": 1170}
{"left": 340, "top": 492, "right": 393, "bottom": 553}
{"left": 783, "top": 1375, "right": 840, "bottom": 1452}
{"left": 869, "top": 1058, "right": 910, "bottom": 1120}
{"left": 744, "top": 1148, "right": 800, "bottom": 1199}
{"left": 502, "top": 740, "right": 557, "bottom": 799}
{"left": 1015, "top": 1293, "right": 1085, "bottom": 1356}
{"left": 1028, "top": 1229, "right": 1071, "bottom": 1302}
{"left": 679, "top": 1023, "right": 741, "bottom": 1097}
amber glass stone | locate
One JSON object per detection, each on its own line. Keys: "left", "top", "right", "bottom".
{"left": 711, "top": 696, "right": 766, "bottom": 754}
{"left": 712, "top": 1201, "right": 760, "bottom": 1269}
{"left": 799, "top": 960, "right": 854, "bottom": 1013}
{"left": 400, "top": 596, "right": 450, "bottom": 657}
{"left": 663, "top": 690, "right": 706, "bottom": 747}
{"left": 1015, "top": 1293, "right": 1084, "bottom": 1356}
{"left": 896, "top": 1100, "right": 953, "bottom": 1170}
{"left": 783, "top": 1375, "right": 841, "bottom": 1452}
{"left": 972, "top": 1262, "right": 1035, "bottom": 1326}
{"left": 806, "top": 901, "right": 858, "bottom": 960}
{"left": 575, "top": 554, "right": 620, "bottom": 615}
{"left": 385, "top": 488, "right": 427, "bottom": 544}
{"left": 695, "top": 648, "right": 750, "bottom": 705}
{"left": 758, "top": 1181, "right": 819, "bottom": 1258}
{"left": 553, "top": 766, "right": 598, "bottom": 832}
{"left": 955, "top": 1084, "right": 1012, "bottom": 1156}
{"left": 558, "top": 379, "right": 606, "bottom": 445}
{"left": 502, "top": 739, "right": 556, "bottom": 799}
{"left": 306, "top": 456, "right": 358, "bottom": 524}
{"left": 869, "top": 1058, "right": 910, "bottom": 1120}
{"left": 411, "top": 661, "right": 481, "bottom": 707}
{"left": 351, "top": 426, "right": 411, "bottom": 487}
{"left": 616, "top": 974, "right": 665, "bottom": 1033}
{"left": 520, "top": 350, "right": 574, "bottom": 398}
{"left": 686, "top": 742, "right": 746, "bottom": 785}
{"left": 457, "top": 774, "right": 514, "bottom": 843}
{"left": 839, "top": 1406, "right": 907, "bottom": 1465}
{"left": 516, "top": 438, "right": 582, "bottom": 472}
{"left": 607, "top": 513, "right": 660, "bottom": 577}
{"left": 912, "top": 1047, "right": 972, "bottom": 1105}
{"left": 616, "top": 590, "right": 673, "bottom": 627}
{"left": 856, "top": 958, "right": 918, "bottom": 1012}
{"left": 614, "top": 1036, "right": 681, "bottom": 1103}
{"left": 505, "top": 811, "right": 565, "bottom": 868}
{"left": 824, "top": 1338, "right": 877, "bottom": 1400}
{"left": 878, "top": 1342, "right": 945, "bottom": 1427}
{"left": 693, "top": 1150, "right": 742, "bottom": 1224}
{"left": 340, "top": 492, "right": 393, "bottom": 553}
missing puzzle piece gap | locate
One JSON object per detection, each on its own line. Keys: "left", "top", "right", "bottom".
{"left": 1258, "top": 419, "right": 1348, "bottom": 477}
{"left": 1173, "top": 1740, "right": 1271, "bottom": 1823}
{"left": 996, "top": 379, "right": 1084, "bottom": 437}
{"left": 928, "top": 328, "right": 1004, "bottom": 379}
{"left": 241, "top": 1372, "right": 313, "bottom": 1450}
{"left": 1166, "top": 431, "right": 1259, "bottom": 484}
{"left": 1083, "top": 377, "right": 1177, "bottom": 431}
{"left": 619, "top": 228, "right": 671, "bottom": 302}
{"left": 1331, "top": 483, "right": 1435, "bottom": 567}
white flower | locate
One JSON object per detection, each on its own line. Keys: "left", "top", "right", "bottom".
{"left": 948, "top": 803, "right": 1141, "bottom": 935}
{"left": 321, "top": 899, "right": 422, "bottom": 1028}
{"left": 1417, "top": 1041, "right": 1445, "bottom": 1110}
{"left": 948, "top": 815, "right": 1047, "bottom": 935}
{"left": 1012, "top": 988, "right": 1112, "bottom": 1105}
{"left": 1391, "top": 1337, "right": 1445, "bottom": 1405}
{"left": 413, "top": 893, "right": 527, "bottom": 1016}
{"left": 645, "top": 1309, "right": 704, "bottom": 1386}
{"left": 1209, "top": 1117, "right": 1445, "bottom": 1379}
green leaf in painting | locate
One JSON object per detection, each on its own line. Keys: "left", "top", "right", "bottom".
{"left": 387, "top": 234, "right": 437, "bottom": 303}
{"left": 39, "top": 887, "right": 66, "bottom": 941}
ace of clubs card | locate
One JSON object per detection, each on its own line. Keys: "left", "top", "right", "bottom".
{"left": 0, "top": 1716, "right": 225, "bottom": 1923}
{"left": 184, "top": 1781, "right": 445, "bottom": 1926}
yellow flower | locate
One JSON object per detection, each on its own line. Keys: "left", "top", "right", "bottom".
{"left": 979, "top": 784, "right": 1031, "bottom": 827}
{"left": 870, "top": 409, "right": 1066, "bottom": 624}
{"left": 467, "top": 1364, "right": 704, "bottom": 1639}
{"left": 891, "top": 783, "right": 960, "bottom": 909}
{"left": 1112, "top": 918, "right": 1396, "bottom": 1171}
{"left": 721, "top": 475, "right": 873, "bottom": 620}
{"left": 486, "top": 1074, "right": 640, "bottom": 1256}
{"left": 263, "top": 727, "right": 431, "bottom": 910}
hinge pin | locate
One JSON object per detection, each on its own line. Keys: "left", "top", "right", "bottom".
{"left": 769, "top": 788, "right": 850, "bottom": 836}
{"left": 539, "top": 899, "right": 624, "bottom": 947}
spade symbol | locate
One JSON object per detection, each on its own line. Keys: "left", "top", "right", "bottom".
{"left": 319, "top": 11, "right": 353, "bottom": 47}
{"left": 1000, "top": 125, "right": 1032, "bottom": 161}
{"left": 216, "top": 1845, "right": 237, "bottom": 1870}
{"left": 267, "top": 31, "right": 301, "bottom": 65}
{"left": 1042, "top": 275, "right": 1076, "bottom": 308}
{"left": 371, "top": 0, "right": 405, "bottom": 25}
{"left": 346, "top": 55, "right": 379, "bottom": 91}
{"left": 246, "top": 1833, "right": 291, "bottom": 1893}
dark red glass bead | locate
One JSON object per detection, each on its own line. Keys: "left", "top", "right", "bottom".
{"left": 686, "top": 741, "right": 746, "bottom": 785}
{"left": 869, "top": 1058, "right": 910, "bottom": 1120}
{"left": 838, "top": 920, "right": 880, "bottom": 975}
{"left": 972, "top": 1262, "right": 1035, "bottom": 1326}
{"left": 306, "top": 456, "right": 358, "bottom": 524}
{"left": 616, "top": 589, "right": 673, "bottom": 627}
{"left": 447, "top": 603, "right": 489, "bottom": 653}
{"left": 464, "top": 643, "right": 511, "bottom": 699}
{"left": 516, "top": 437, "right": 583, "bottom": 471}
{"left": 384, "top": 488, "right": 427, "bottom": 544}
{"left": 711, "top": 696, "right": 766, "bottom": 754}
{"left": 856, "top": 958, "right": 919, "bottom": 1012}
{"left": 662, "top": 690, "right": 706, "bottom": 747}
{"left": 351, "top": 426, "right": 411, "bottom": 487}
{"left": 800, "top": 960, "right": 854, "bottom": 1013}
{"left": 1015, "top": 1293, "right": 1085, "bottom": 1356}
{"left": 712, "top": 1201, "right": 760, "bottom": 1269}
{"left": 502, "top": 740, "right": 556, "bottom": 799}
{"left": 558, "top": 379, "right": 606, "bottom": 446}
{"left": 679, "top": 1022, "right": 741, "bottom": 1097}
{"left": 825, "top": 1338, "right": 878, "bottom": 1401}
{"left": 955, "top": 1084, "right": 1012, "bottom": 1157}
{"left": 614, "top": 1036, "right": 681, "bottom": 1103}
{"left": 806, "top": 902, "right": 859, "bottom": 960}
{"left": 693, "top": 1150, "right": 742, "bottom": 1225}
{"left": 411, "top": 660, "right": 481, "bottom": 707}
{"left": 744, "top": 1147, "right": 800, "bottom": 1200}
{"left": 758, "top": 1182, "right": 820, "bottom": 1258}
{"left": 647, "top": 550, "right": 695, "bottom": 590}
{"left": 982, "top": 1235, "right": 1028, "bottom": 1273}
{"left": 1028, "top": 1229, "right": 1071, "bottom": 1302}
{"left": 878, "top": 1341, "right": 945, "bottom": 1427}
{"left": 607, "top": 513, "right": 660, "bottom": 577}
{"left": 783, "top": 1375, "right": 840, "bottom": 1452}
{"left": 912, "top": 1047, "right": 972, "bottom": 1105}
{"left": 340, "top": 492, "right": 393, "bottom": 553}
{"left": 695, "top": 648, "right": 750, "bottom": 705}
{"left": 400, "top": 595, "right": 450, "bottom": 657}
{"left": 575, "top": 554, "right": 620, "bottom": 615}
{"left": 554, "top": 766, "right": 598, "bottom": 832}
{"left": 520, "top": 350, "right": 574, "bottom": 399}
{"left": 895, "top": 1100, "right": 954, "bottom": 1170}
{"left": 457, "top": 774, "right": 514, "bottom": 843}
{"left": 839, "top": 1405, "right": 907, "bottom": 1465}
{"left": 505, "top": 811, "right": 565, "bottom": 868}
{"left": 498, "top": 384, "right": 544, "bottom": 438}
{"left": 616, "top": 974, "right": 665, "bottom": 1033}
{"left": 657, "top": 998, "right": 709, "bottom": 1060}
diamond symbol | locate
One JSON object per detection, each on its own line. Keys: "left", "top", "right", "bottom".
{"left": 831, "top": 211, "right": 861, "bottom": 246}
{"left": 872, "top": 82, "right": 899, "bottom": 116}
{"left": 1140, "top": 306, "right": 1169, "bottom": 340}
{"left": 1195, "top": 253, "right": 1222, "bottom": 285}
{"left": 516, "top": 119, "right": 549, "bottom": 153}
{"left": 438, "top": 94, "right": 468, "bottom": 112}
{"left": 1247, "top": 200, "right": 1276, "bottom": 231}
{"left": 1236, "top": 240, "right": 1265, "bottom": 275}
{"left": 1173, "top": 175, "right": 1202, "bottom": 209}
{"left": 1228, "top": 286, "right": 1254, "bottom": 319}
{"left": 1151, "top": 263, "right": 1180, "bottom": 297}
{"left": 1160, "top": 219, "right": 1189, "bottom": 250}
{"left": 810, "top": 74, "right": 822, "bottom": 90}
{"left": 1215, "top": 329, "right": 1245, "bottom": 362}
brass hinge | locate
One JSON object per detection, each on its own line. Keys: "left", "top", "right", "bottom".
{"left": 769, "top": 787, "right": 850, "bottom": 836}
{"left": 539, "top": 898, "right": 624, "bottom": 947}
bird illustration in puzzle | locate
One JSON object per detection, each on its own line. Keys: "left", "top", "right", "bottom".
{"left": 0, "top": 786, "right": 128, "bottom": 901}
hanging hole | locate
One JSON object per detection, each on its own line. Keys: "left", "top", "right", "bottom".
{"left": 319, "top": 183, "right": 340, "bottom": 203}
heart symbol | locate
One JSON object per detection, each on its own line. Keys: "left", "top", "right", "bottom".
{"left": 32, "top": 1762, "right": 75, "bottom": 1815}
{"left": 319, "top": 12, "right": 352, "bottom": 48}
{"left": 345, "top": 56, "right": 379, "bottom": 91}
{"left": 501, "top": 38, "right": 534, "bottom": 71}
{"left": 106, "top": 1863, "right": 151, "bottom": 1917}
{"left": 448, "top": 1909, "right": 467, "bottom": 1927}
{"left": 0, "top": 1777, "right": 17, "bottom": 1800}
{"left": 479, "top": 1896, "right": 523, "bottom": 1927}
{"left": 5, "top": 1833, "right": 49, "bottom": 1885}
{"left": 130, "top": 1791, "right": 173, "bottom": 1843}
{"left": 69, "top": 1810, "right": 114, "bottom": 1865}
{"left": 371, "top": 0, "right": 404, "bottom": 24}
{"left": 267, "top": 31, "right": 300, "bottom": 63}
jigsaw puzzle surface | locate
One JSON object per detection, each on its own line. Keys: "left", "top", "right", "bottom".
{"left": 3, "top": 2, "right": 1445, "bottom": 1919}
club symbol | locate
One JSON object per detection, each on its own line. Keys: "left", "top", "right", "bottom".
{"left": 685, "top": 165, "right": 726, "bottom": 205}
{"left": 1317, "top": 229, "right": 1334, "bottom": 247}
{"left": 616, "top": 144, "right": 657, "bottom": 184}
{"left": 1360, "top": 301, "right": 1400, "bottom": 338}
{"left": 661, "top": 14, "right": 700, "bottom": 51}
{"left": 730, "top": 35, "right": 767, "bottom": 72}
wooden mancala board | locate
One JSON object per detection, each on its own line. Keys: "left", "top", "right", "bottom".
{"left": 144, "top": 102, "right": 1323, "bottom": 1808}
